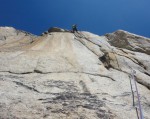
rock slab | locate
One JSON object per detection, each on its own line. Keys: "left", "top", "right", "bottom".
{"left": 0, "top": 27, "right": 150, "bottom": 119}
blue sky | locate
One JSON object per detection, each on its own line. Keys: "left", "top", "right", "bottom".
{"left": 0, "top": 0, "right": 150, "bottom": 37}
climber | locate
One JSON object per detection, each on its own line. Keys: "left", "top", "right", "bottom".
{"left": 72, "top": 24, "right": 78, "bottom": 33}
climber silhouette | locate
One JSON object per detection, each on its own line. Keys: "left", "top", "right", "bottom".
{"left": 72, "top": 24, "right": 78, "bottom": 33}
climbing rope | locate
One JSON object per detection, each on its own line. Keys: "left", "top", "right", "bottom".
{"left": 73, "top": 31, "right": 144, "bottom": 119}
{"left": 123, "top": 59, "right": 144, "bottom": 119}
{"left": 111, "top": 47, "right": 144, "bottom": 119}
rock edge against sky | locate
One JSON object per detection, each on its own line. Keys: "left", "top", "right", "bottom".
{"left": 0, "top": 27, "right": 150, "bottom": 119}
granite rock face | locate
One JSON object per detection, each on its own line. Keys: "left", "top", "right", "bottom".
{"left": 0, "top": 27, "right": 150, "bottom": 119}
{"left": 105, "top": 30, "right": 150, "bottom": 55}
{"left": 0, "top": 27, "right": 36, "bottom": 51}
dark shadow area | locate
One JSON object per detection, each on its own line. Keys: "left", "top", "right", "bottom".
{"left": 99, "top": 53, "right": 112, "bottom": 69}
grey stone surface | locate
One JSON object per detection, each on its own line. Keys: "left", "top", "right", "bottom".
{"left": 0, "top": 27, "right": 36, "bottom": 51}
{"left": 105, "top": 30, "right": 150, "bottom": 55}
{"left": 42, "top": 27, "right": 69, "bottom": 35}
{"left": 0, "top": 27, "right": 150, "bottom": 119}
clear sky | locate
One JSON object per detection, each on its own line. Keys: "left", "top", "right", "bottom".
{"left": 0, "top": 0, "right": 150, "bottom": 37}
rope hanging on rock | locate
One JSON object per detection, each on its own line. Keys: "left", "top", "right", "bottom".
{"left": 123, "top": 59, "right": 144, "bottom": 119}
{"left": 74, "top": 32, "right": 144, "bottom": 119}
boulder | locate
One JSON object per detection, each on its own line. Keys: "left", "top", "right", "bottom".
{"left": 42, "top": 27, "right": 69, "bottom": 35}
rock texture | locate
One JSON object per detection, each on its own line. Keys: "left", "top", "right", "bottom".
{"left": 42, "top": 27, "right": 69, "bottom": 35}
{"left": 105, "top": 30, "right": 150, "bottom": 55}
{"left": 0, "top": 27, "right": 36, "bottom": 51}
{"left": 0, "top": 27, "right": 150, "bottom": 119}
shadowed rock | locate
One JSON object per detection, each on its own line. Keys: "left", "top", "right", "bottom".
{"left": 105, "top": 30, "right": 150, "bottom": 55}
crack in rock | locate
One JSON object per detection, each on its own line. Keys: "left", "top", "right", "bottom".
{"left": 0, "top": 71, "right": 115, "bottom": 81}
{"left": 13, "top": 81, "right": 40, "bottom": 93}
